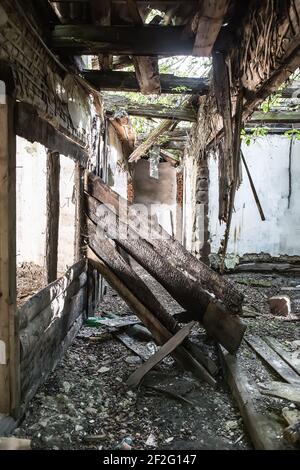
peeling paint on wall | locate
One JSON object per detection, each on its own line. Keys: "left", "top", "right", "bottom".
{"left": 209, "top": 135, "right": 300, "bottom": 257}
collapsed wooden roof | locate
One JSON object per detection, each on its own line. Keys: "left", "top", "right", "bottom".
{"left": 32, "top": 0, "right": 239, "bottom": 95}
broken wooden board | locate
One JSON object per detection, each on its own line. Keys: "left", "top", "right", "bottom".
{"left": 127, "top": 322, "right": 195, "bottom": 388}
{"left": 245, "top": 336, "right": 300, "bottom": 384}
{"left": 87, "top": 247, "right": 216, "bottom": 386}
{"left": 259, "top": 382, "right": 300, "bottom": 406}
{"left": 0, "top": 437, "right": 31, "bottom": 450}
{"left": 219, "top": 346, "right": 288, "bottom": 450}
{"left": 265, "top": 336, "right": 300, "bottom": 377}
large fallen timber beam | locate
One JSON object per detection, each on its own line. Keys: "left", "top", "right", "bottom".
{"left": 87, "top": 245, "right": 216, "bottom": 386}
{"left": 86, "top": 195, "right": 246, "bottom": 353}
{"left": 86, "top": 172, "right": 244, "bottom": 313}
{"left": 51, "top": 25, "right": 196, "bottom": 56}
{"left": 83, "top": 70, "right": 209, "bottom": 94}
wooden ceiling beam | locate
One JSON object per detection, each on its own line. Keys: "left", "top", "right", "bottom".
{"left": 51, "top": 25, "right": 195, "bottom": 56}
{"left": 192, "top": 0, "right": 230, "bottom": 56}
{"left": 104, "top": 94, "right": 197, "bottom": 121}
{"left": 82, "top": 70, "right": 209, "bottom": 94}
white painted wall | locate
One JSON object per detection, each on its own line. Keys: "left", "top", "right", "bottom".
{"left": 17, "top": 137, "right": 76, "bottom": 274}
{"left": 208, "top": 135, "right": 300, "bottom": 258}
{"left": 107, "top": 125, "right": 128, "bottom": 198}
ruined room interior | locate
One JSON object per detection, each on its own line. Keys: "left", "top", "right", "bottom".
{"left": 1, "top": 0, "right": 300, "bottom": 452}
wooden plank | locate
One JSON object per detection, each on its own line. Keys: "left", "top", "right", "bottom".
{"left": 127, "top": 322, "right": 195, "bottom": 388}
{"left": 193, "top": 0, "right": 230, "bottom": 56}
{"left": 0, "top": 85, "right": 19, "bottom": 416}
{"left": 18, "top": 260, "right": 86, "bottom": 330}
{"left": 87, "top": 246, "right": 216, "bottom": 386}
{"left": 45, "top": 151, "right": 60, "bottom": 284}
{"left": 128, "top": 119, "right": 174, "bottom": 162}
{"left": 245, "top": 335, "right": 300, "bottom": 384}
{"left": 83, "top": 70, "right": 208, "bottom": 94}
{"left": 104, "top": 95, "right": 196, "bottom": 121}
{"left": 52, "top": 25, "right": 196, "bottom": 56}
{"left": 219, "top": 346, "right": 287, "bottom": 450}
{"left": 251, "top": 111, "right": 300, "bottom": 123}
{"left": 74, "top": 163, "right": 85, "bottom": 262}
{"left": 259, "top": 382, "right": 300, "bottom": 406}
{"left": 265, "top": 336, "right": 300, "bottom": 377}
{"left": 15, "top": 102, "right": 89, "bottom": 167}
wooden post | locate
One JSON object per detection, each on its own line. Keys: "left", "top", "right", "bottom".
{"left": 45, "top": 151, "right": 60, "bottom": 284}
{"left": 74, "top": 163, "right": 84, "bottom": 262}
{"left": 0, "top": 81, "right": 19, "bottom": 416}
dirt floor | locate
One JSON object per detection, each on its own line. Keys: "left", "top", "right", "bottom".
{"left": 17, "top": 262, "right": 46, "bottom": 307}
{"left": 15, "top": 267, "right": 300, "bottom": 450}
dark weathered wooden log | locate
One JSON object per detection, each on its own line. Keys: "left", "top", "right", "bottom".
{"left": 83, "top": 70, "right": 209, "bottom": 94}
{"left": 85, "top": 172, "right": 244, "bottom": 312}
{"left": 18, "top": 260, "right": 86, "bottom": 330}
{"left": 45, "top": 150, "right": 60, "bottom": 284}
{"left": 87, "top": 246, "right": 216, "bottom": 386}
{"left": 86, "top": 195, "right": 246, "bottom": 353}
{"left": 52, "top": 25, "right": 196, "bottom": 56}
{"left": 127, "top": 322, "right": 196, "bottom": 388}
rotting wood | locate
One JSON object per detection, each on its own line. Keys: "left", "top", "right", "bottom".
{"left": 20, "top": 273, "right": 87, "bottom": 361}
{"left": 126, "top": 1, "right": 161, "bottom": 95}
{"left": 20, "top": 290, "right": 86, "bottom": 407}
{"left": 128, "top": 119, "right": 175, "bottom": 163}
{"left": 265, "top": 337, "right": 300, "bottom": 377}
{"left": 74, "top": 163, "right": 85, "bottom": 262}
{"left": 15, "top": 103, "right": 89, "bottom": 167}
{"left": 259, "top": 382, "right": 300, "bottom": 407}
{"left": 86, "top": 194, "right": 246, "bottom": 353}
{"left": 219, "top": 346, "right": 288, "bottom": 450}
{"left": 45, "top": 150, "right": 60, "bottom": 284}
{"left": 245, "top": 336, "right": 300, "bottom": 384}
{"left": 52, "top": 25, "right": 196, "bottom": 56}
{"left": 86, "top": 172, "right": 244, "bottom": 313}
{"left": 83, "top": 71, "right": 208, "bottom": 94}
{"left": 104, "top": 95, "right": 196, "bottom": 122}
{"left": 0, "top": 85, "right": 19, "bottom": 417}
{"left": 192, "top": 0, "right": 230, "bottom": 56}
{"left": 87, "top": 247, "right": 216, "bottom": 386}
{"left": 127, "top": 322, "right": 195, "bottom": 388}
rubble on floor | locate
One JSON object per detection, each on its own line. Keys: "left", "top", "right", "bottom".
{"left": 14, "top": 270, "right": 300, "bottom": 450}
